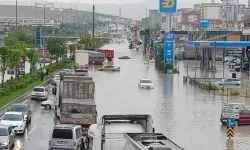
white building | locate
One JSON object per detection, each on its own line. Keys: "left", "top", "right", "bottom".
{"left": 201, "top": 0, "right": 222, "bottom": 20}
{"left": 0, "top": 17, "right": 58, "bottom": 27}
{"left": 149, "top": 9, "right": 161, "bottom": 27}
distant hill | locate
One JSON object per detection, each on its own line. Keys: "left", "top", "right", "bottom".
{"left": 0, "top": 0, "right": 194, "bottom": 20}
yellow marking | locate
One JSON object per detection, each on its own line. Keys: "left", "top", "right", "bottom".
{"left": 162, "top": 0, "right": 175, "bottom": 8}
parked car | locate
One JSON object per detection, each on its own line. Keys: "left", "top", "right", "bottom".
{"left": 138, "top": 79, "right": 154, "bottom": 89}
{"left": 8, "top": 104, "right": 31, "bottom": 124}
{"left": 220, "top": 103, "right": 250, "bottom": 126}
{"left": 49, "top": 124, "right": 84, "bottom": 150}
{"left": 215, "top": 78, "right": 241, "bottom": 86}
{"left": 31, "top": 86, "right": 48, "bottom": 100}
{"left": 41, "top": 99, "right": 55, "bottom": 109}
{"left": 98, "top": 65, "right": 120, "bottom": 71}
{"left": 0, "top": 125, "right": 15, "bottom": 149}
{"left": 0, "top": 112, "right": 26, "bottom": 135}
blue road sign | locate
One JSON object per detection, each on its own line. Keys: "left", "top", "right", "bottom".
{"left": 164, "top": 32, "right": 175, "bottom": 64}
{"left": 199, "top": 19, "right": 209, "bottom": 29}
{"left": 35, "top": 27, "right": 42, "bottom": 46}
{"left": 226, "top": 119, "right": 236, "bottom": 127}
{"left": 159, "top": 0, "right": 177, "bottom": 13}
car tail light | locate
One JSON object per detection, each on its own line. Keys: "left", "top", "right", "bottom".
{"left": 49, "top": 139, "right": 51, "bottom": 145}
{"left": 74, "top": 141, "right": 76, "bottom": 146}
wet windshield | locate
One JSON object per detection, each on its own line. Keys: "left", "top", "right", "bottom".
{"left": 142, "top": 80, "right": 152, "bottom": 83}
{"left": 52, "top": 129, "right": 73, "bottom": 139}
{"left": 2, "top": 114, "right": 22, "bottom": 121}
{"left": 10, "top": 105, "right": 28, "bottom": 112}
{"left": 0, "top": 128, "right": 8, "bottom": 136}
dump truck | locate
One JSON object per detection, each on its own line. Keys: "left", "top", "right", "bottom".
{"left": 96, "top": 49, "right": 114, "bottom": 61}
{"left": 53, "top": 71, "right": 97, "bottom": 129}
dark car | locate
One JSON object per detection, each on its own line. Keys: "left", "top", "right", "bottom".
{"left": 8, "top": 104, "right": 31, "bottom": 124}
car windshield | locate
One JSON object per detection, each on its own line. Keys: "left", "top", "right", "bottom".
{"left": 52, "top": 129, "right": 73, "bottom": 139}
{"left": 0, "top": 128, "right": 8, "bottom": 136}
{"left": 142, "top": 80, "right": 152, "bottom": 83}
{"left": 2, "top": 114, "right": 22, "bottom": 121}
{"left": 33, "top": 88, "right": 44, "bottom": 92}
{"left": 9, "top": 105, "right": 28, "bottom": 112}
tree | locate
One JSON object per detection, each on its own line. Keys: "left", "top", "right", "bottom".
{"left": 68, "top": 44, "right": 76, "bottom": 57}
{"left": 46, "top": 38, "right": 66, "bottom": 63}
{"left": 4, "top": 36, "right": 18, "bottom": 46}
{"left": 0, "top": 47, "right": 10, "bottom": 87}
{"left": 25, "top": 47, "right": 38, "bottom": 72}
{"left": 8, "top": 28, "right": 34, "bottom": 45}
{"left": 78, "top": 35, "right": 93, "bottom": 49}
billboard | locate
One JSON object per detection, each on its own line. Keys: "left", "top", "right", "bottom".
{"left": 159, "top": 0, "right": 177, "bottom": 13}
{"left": 164, "top": 32, "right": 175, "bottom": 65}
{"left": 18, "top": 56, "right": 25, "bottom": 75}
{"left": 199, "top": 19, "right": 209, "bottom": 29}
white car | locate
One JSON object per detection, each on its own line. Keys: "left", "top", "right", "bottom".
{"left": 0, "top": 112, "right": 26, "bottom": 135}
{"left": 62, "top": 69, "right": 72, "bottom": 74}
{"left": 138, "top": 79, "right": 154, "bottom": 89}
{"left": 31, "top": 86, "right": 48, "bottom": 100}
{"left": 52, "top": 74, "right": 60, "bottom": 85}
{"left": 41, "top": 99, "right": 55, "bottom": 109}
{"left": 215, "top": 78, "right": 241, "bottom": 86}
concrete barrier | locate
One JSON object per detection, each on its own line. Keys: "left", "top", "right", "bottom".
{"left": 0, "top": 79, "right": 51, "bottom": 116}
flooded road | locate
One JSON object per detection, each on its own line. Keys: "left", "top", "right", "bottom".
{"left": 15, "top": 41, "right": 250, "bottom": 150}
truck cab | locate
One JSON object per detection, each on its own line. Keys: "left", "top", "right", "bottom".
{"left": 86, "top": 114, "right": 154, "bottom": 150}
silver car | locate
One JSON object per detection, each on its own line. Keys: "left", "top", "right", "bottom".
{"left": 0, "top": 125, "right": 15, "bottom": 149}
{"left": 49, "top": 124, "right": 84, "bottom": 150}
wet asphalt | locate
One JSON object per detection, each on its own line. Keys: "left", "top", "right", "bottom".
{"left": 10, "top": 41, "right": 250, "bottom": 150}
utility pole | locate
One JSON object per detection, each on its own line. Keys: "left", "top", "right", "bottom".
{"left": 92, "top": 4, "right": 95, "bottom": 38}
{"left": 35, "top": 2, "right": 53, "bottom": 67}
{"left": 16, "top": 0, "right": 18, "bottom": 28}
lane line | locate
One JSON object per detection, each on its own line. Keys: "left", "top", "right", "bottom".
{"left": 28, "top": 126, "right": 36, "bottom": 135}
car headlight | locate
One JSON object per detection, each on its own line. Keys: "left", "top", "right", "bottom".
{"left": 3, "top": 141, "right": 8, "bottom": 145}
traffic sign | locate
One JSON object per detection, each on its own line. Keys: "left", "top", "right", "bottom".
{"left": 227, "top": 127, "right": 234, "bottom": 138}
{"left": 35, "top": 27, "right": 42, "bottom": 47}
{"left": 199, "top": 19, "right": 209, "bottom": 29}
{"left": 159, "top": 0, "right": 177, "bottom": 13}
{"left": 226, "top": 118, "right": 236, "bottom": 127}
{"left": 164, "top": 32, "right": 175, "bottom": 64}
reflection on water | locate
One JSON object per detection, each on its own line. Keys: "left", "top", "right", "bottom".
{"left": 88, "top": 42, "right": 250, "bottom": 150}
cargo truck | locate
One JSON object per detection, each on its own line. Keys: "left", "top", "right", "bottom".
{"left": 84, "top": 51, "right": 105, "bottom": 65}
{"left": 53, "top": 71, "right": 97, "bottom": 129}
{"left": 96, "top": 49, "right": 114, "bottom": 61}
{"left": 75, "top": 50, "right": 89, "bottom": 69}
{"left": 85, "top": 114, "right": 154, "bottom": 150}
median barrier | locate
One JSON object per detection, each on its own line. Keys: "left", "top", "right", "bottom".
{"left": 0, "top": 79, "right": 51, "bottom": 116}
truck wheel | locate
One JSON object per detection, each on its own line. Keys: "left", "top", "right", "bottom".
{"left": 45, "top": 105, "right": 51, "bottom": 109}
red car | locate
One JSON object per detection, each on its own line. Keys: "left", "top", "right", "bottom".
{"left": 220, "top": 103, "right": 250, "bottom": 126}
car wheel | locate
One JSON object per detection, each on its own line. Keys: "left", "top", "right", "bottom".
{"left": 45, "top": 104, "right": 51, "bottom": 109}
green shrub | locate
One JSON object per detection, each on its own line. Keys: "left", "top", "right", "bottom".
{"left": 0, "top": 59, "right": 72, "bottom": 98}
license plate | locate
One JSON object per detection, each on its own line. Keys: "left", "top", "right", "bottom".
{"left": 57, "top": 141, "right": 66, "bottom": 145}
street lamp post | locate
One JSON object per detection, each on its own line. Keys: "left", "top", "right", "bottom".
{"left": 16, "top": 0, "right": 18, "bottom": 28}
{"left": 35, "top": 2, "right": 53, "bottom": 67}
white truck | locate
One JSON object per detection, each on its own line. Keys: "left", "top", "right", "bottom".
{"left": 85, "top": 114, "right": 154, "bottom": 150}
{"left": 53, "top": 71, "right": 97, "bottom": 129}
{"left": 123, "top": 133, "right": 185, "bottom": 150}
{"left": 75, "top": 50, "right": 89, "bottom": 69}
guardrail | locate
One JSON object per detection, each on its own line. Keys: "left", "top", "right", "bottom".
{"left": 0, "top": 79, "right": 51, "bottom": 116}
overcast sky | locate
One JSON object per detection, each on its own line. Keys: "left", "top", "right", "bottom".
{"left": 1, "top": 0, "right": 249, "bottom": 19}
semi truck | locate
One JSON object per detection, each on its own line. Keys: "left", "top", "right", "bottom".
{"left": 75, "top": 50, "right": 89, "bottom": 69}
{"left": 85, "top": 114, "right": 154, "bottom": 150}
{"left": 53, "top": 71, "right": 97, "bottom": 129}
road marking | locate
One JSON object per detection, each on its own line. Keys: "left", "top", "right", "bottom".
{"left": 23, "top": 99, "right": 29, "bottom": 104}
{"left": 28, "top": 126, "right": 36, "bottom": 135}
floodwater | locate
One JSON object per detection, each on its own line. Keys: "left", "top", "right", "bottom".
{"left": 14, "top": 41, "right": 250, "bottom": 150}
